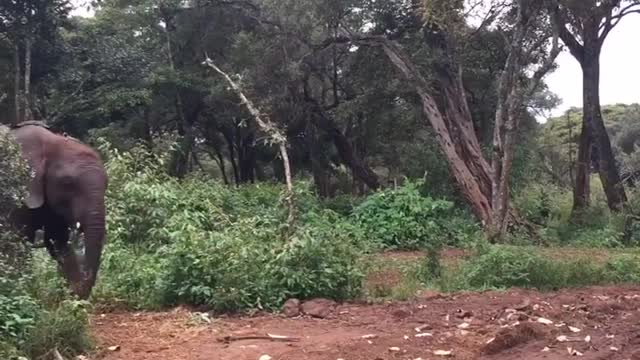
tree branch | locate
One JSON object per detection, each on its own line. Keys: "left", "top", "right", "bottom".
{"left": 47, "top": 77, "right": 88, "bottom": 123}
{"left": 202, "top": 55, "right": 295, "bottom": 225}
{"left": 526, "top": 14, "right": 562, "bottom": 97}
{"left": 599, "top": 2, "right": 640, "bottom": 42}
{"left": 545, "top": 0, "right": 585, "bottom": 63}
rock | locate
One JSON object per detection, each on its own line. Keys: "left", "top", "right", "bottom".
{"left": 301, "top": 298, "right": 337, "bottom": 318}
{"left": 258, "top": 355, "right": 272, "bottom": 360}
{"left": 282, "top": 298, "right": 301, "bottom": 317}
{"left": 391, "top": 308, "right": 411, "bottom": 318}
{"left": 455, "top": 309, "right": 473, "bottom": 319}
{"left": 482, "top": 323, "right": 546, "bottom": 355}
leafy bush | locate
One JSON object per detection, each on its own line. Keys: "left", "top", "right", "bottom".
{"left": 604, "top": 254, "right": 640, "bottom": 283}
{"left": 352, "top": 180, "right": 479, "bottom": 250}
{"left": 321, "top": 195, "right": 364, "bottom": 216}
{"left": 21, "top": 299, "right": 92, "bottom": 359}
{"left": 514, "top": 180, "right": 630, "bottom": 247}
{"left": 446, "top": 246, "right": 606, "bottom": 291}
{"left": 94, "top": 144, "right": 367, "bottom": 311}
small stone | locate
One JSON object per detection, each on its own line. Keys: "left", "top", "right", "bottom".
{"left": 433, "top": 350, "right": 453, "bottom": 356}
{"left": 282, "top": 298, "right": 301, "bottom": 317}
{"left": 389, "top": 347, "right": 401, "bottom": 352}
{"left": 537, "top": 317, "right": 553, "bottom": 325}
{"left": 415, "top": 332, "right": 433, "bottom": 337}
{"left": 108, "top": 345, "right": 120, "bottom": 352}
{"left": 258, "top": 355, "right": 272, "bottom": 360}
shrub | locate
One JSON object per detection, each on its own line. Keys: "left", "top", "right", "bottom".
{"left": 94, "top": 144, "right": 368, "bottom": 311}
{"left": 447, "top": 246, "right": 606, "bottom": 291}
{"left": 604, "top": 254, "right": 640, "bottom": 283}
{"left": 21, "top": 300, "right": 92, "bottom": 359}
{"left": 352, "top": 180, "right": 478, "bottom": 250}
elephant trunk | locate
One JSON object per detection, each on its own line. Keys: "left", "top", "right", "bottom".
{"left": 75, "top": 199, "right": 106, "bottom": 299}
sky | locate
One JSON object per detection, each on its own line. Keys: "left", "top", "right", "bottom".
{"left": 69, "top": 2, "right": 640, "bottom": 122}
{"left": 544, "top": 16, "right": 640, "bottom": 120}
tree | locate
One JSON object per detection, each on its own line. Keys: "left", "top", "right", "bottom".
{"left": 0, "top": 0, "right": 71, "bottom": 123}
{"left": 334, "top": 0, "right": 559, "bottom": 238}
{"left": 546, "top": 0, "right": 640, "bottom": 215}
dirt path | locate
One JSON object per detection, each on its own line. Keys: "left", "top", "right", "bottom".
{"left": 92, "top": 285, "right": 640, "bottom": 360}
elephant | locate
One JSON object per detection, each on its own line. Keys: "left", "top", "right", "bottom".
{"left": 3, "top": 122, "right": 108, "bottom": 299}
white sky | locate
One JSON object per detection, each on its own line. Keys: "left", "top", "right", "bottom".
{"left": 70, "top": 2, "right": 640, "bottom": 122}
{"left": 544, "top": 16, "right": 640, "bottom": 120}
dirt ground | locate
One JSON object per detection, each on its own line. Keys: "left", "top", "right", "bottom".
{"left": 92, "top": 285, "right": 640, "bottom": 360}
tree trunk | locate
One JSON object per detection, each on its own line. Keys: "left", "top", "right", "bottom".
{"left": 307, "top": 103, "right": 381, "bottom": 191}
{"left": 308, "top": 124, "right": 331, "bottom": 198}
{"left": 573, "top": 121, "right": 591, "bottom": 212}
{"left": 375, "top": 39, "right": 493, "bottom": 223}
{"left": 208, "top": 143, "right": 230, "bottom": 185}
{"left": 575, "top": 47, "right": 627, "bottom": 213}
{"left": 221, "top": 128, "right": 240, "bottom": 184}
{"left": 163, "top": 17, "right": 194, "bottom": 179}
{"left": 13, "top": 43, "right": 21, "bottom": 124}
{"left": 23, "top": 36, "right": 32, "bottom": 121}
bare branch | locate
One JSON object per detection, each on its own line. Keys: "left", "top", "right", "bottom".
{"left": 599, "top": 2, "right": 640, "bottom": 42}
{"left": 202, "top": 54, "right": 295, "bottom": 223}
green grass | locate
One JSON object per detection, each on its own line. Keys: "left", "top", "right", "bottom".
{"left": 360, "top": 246, "right": 640, "bottom": 302}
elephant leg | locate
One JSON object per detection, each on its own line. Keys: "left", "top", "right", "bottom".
{"left": 43, "top": 216, "right": 69, "bottom": 259}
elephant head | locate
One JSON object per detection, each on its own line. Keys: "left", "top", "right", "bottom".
{"left": 11, "top": 124, "right": 108, "bottom": 299}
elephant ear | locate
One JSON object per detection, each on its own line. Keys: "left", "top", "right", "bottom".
{"left": 11, "top": 126, "right": 47, "bottom": 209}
{"left": 24, "top": 158, "right": 46, "bottom": 209}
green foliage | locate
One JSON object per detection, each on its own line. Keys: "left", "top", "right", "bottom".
{"left": 21, "top": 299, "right": 92, "bottom": 359}
{"left": 444, "top": 246, "right": 640, "bottom": 292}
{"left": 94, "top": 144, "right": 367, "bottom": 311}
{"left": 540, "top": 104, "right": 640, "bottom": 186}
{"left": 0, "top": 128, "right": 30, "bottom": 210}
{"left": 445, "top": 246, "right": 607, "bottom": 292}
{"left": 513, "top": 179, "right": 631, "bottom": 247}
{"left": 352, "top": 180, "right": 479, "bottom": 250}
{"left": 0, "top": 240, "right": 92, "bottom": 360}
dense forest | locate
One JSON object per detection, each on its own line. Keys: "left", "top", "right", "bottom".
{"left": 2, "top": 0, "right": 640, "bottom": 359}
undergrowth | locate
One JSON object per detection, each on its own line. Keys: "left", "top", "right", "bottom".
{"left": 93, "top": 144, "right": 367, "bottom": 311}
{"left": 437, "top": 245, "right": 640, "bottom": 292}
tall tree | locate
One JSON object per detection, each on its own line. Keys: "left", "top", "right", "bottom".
{"left": 546, "top": 0, "right": 640, "bottom": 214}
{"left": 0, "top": 0, "right": 71, "bottom": 122}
